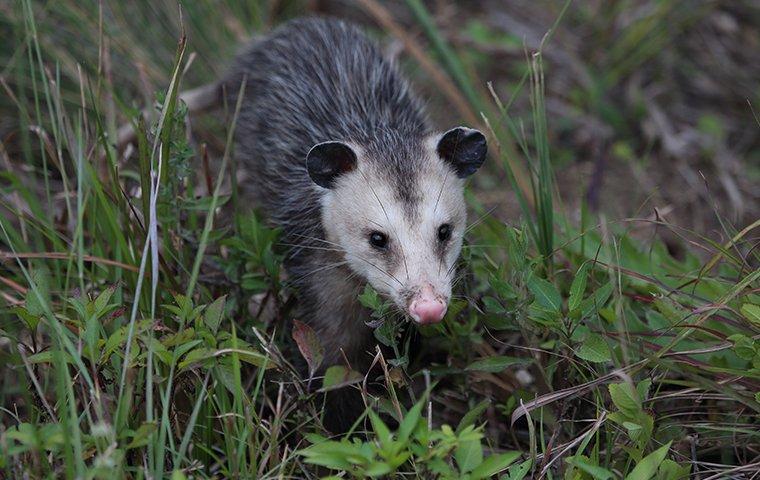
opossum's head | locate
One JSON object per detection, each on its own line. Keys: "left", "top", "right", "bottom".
{"left": 307, "top": 127, "right": 486, "bottom": 325}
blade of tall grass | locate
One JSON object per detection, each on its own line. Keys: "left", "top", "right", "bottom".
{"left": 529, "top": 52, "right": 554, "bottom": 265}
{"left": 175, "top": 371, "right": 211, "bottom": 465}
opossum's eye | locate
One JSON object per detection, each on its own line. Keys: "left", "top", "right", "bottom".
{"left": 437, "top": 223, "right": 452, "bottom": 243}
{"left": 369, "top": 231, "right": 389, "bottom": 250}
{"left": 437, "top": 127, "right": 487, "bottom": 178}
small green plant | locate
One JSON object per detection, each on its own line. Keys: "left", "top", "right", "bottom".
{"left": 299, "top": 398, "right": 524, "bottom": 479}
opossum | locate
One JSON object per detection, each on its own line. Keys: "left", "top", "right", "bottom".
{"left": 225, "top": 17, "right": 487, "bottom": 430}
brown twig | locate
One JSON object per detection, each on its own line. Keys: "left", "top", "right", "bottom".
{"left": 0, "top": 251, "right": 139, "bottom": 272}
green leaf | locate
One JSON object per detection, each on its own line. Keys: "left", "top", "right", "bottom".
{"left": 657, "top": 459, "right": 691, "bottom": 480}
{"left": 576, "top": 334, "right": 611, "bottom": 363}
{"left": 729, "top": 334, "right": 756, "bottom": 360}
{"left": 171, "top": 471, "right": 187, "bottom": 480}
{"left": 527, "top": 275, "right": 562, "bottom": 312}
{"left": 469, "top": 451, "right": 520, "bottom": 479}
{"left": 368, "top": 410, "right": 393, "bottom": 450}
{"left": 428, "top": 457, "right": 457, "bottom": 477}
{"left": 568, "top": 262, "right": 590, "bottom": 312}
{"left": 374, "top": 318, "right": 400, "bottom": 347}
{"left": 179, "top": 347, "right": 216, "bottom": 369}
{"left": 623, "top": 421, "right": 642, "bottom": 432}
{"left": 25, "top": 268, "right": 50, "bottom": 317}
{"left": 466, "top": 356, "right": 528, "bottom": 373}
{"left": 173, "top": 339, "right": 203, "bottom": 360}
{"left": 84, "top": 312, "right": 100, "bottom": 360}
{"left": 13, "top": 306, "right": 40, "bottom": 332}
{"left": 456, "top": 399, "right": 490, "bottom": 434}
{"left": 364, "top": 462, "right": 392, "bottom": 476}
{"left": 358, "top": 284, "right": 381, "bottom": 310}
{"left": 102, "top": 327, "right": 127, "bottom": 362}
{"left": 203, "top": 295, "right": 226, "bottom": 334}
{"left": 609, "top": 382, "right": 642, "bottom": 418}
{"left": 636, "top": 379, "right": 652, "bottom": 402}
{"left": 580, "top": 282, "right": 613, "bottom": 317}
{"left": 145, "top": 337, "right": 172, "bottom": 365}
{"left": 299, "top": 440, "right": 361, "bottom": 470}
{"left": 161, "top": 327, "right": 196, "bottom": 347}
{"left": 455, "top": 438, "right": 483, "bottom": 474}
{"left": 625, "top": 441, "right": 672, "bottom": 480}
{"left": 483, "top": 296, "right": 505, "bottom": 314}
{"left": 398, "top": 399, "right": 424, "bottom": 443}
{"left": 26, "top": 351, "right": 54, "bottom": 364}
{"left": 320, "top": 365, "right": 363, "bottom": 391}
{"left": 92, "top": 284, "right": 118, "bottom": 317}
{"left": 741, "top": 304, "right": 760, "bottom": 326}
{"left": 178, "top": 343, "right": 273, "bottom": 370}
{"left": 567, "top": 455, "right": 614, "bottom": 480}
{"left": 503, "top": 459, "right": 532, "bottom": 480}
{"left": 127, "top": 422, "right": 157, "bottom": 449}
{"left": 231, "top": 349, "right": 273, "bottom": 368}
{"left": 490, "top": 277, "right": 517, "bottom": 300}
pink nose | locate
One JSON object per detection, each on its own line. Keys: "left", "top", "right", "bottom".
{"left": 409, "top": 286, "right": 447, "bottom": 325}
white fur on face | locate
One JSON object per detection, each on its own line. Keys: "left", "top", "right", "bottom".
{"left": 319, "top": 140, "right": 467, "bottom": 313}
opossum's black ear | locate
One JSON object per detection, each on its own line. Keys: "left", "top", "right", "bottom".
{"left": 306, "top": 141, "right": 358, "bottom": 189}
{"left": 437, "top": 127, "right": 487, "bottom": 178}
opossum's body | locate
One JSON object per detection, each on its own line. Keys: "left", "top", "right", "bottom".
{"left": 226, "top": 17, "right": 486, "bottom": 430}
{"left": 228, "top": 18, "right": 429, "bottom": 365}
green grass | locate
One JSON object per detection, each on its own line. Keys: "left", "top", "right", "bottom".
{"left": 1, "top": 1, "right": 759, "bottom": 479}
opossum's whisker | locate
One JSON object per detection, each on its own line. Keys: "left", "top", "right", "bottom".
{"left": 464, "top": 205, "right": 500, "bottom": 234}
{"left": 354, "top": 255, "right": 404, "bottom": 287}
{"left": 290, "top": 233, "right": 344, "bottom": 249}
{"left": 278, "top": 242, "right": 344, "bottom": 253}
{"left": 432, "top": 168, "right": 449, "bottom": 215}
{"left": 451, "top": 274, "right": 468, "bottom": 290}
{"left": 374, "top": 277, "right": 395, "bottom": 292}
{"left": 358, "top": 168, "right": 410, "bottom": 283}
{"left": 290, "top": 261, "right": 349, "bottom": 283}
{"left": 367, "top": 219, "right": 384, "bottom": 229}
{"left": 446, "top": 259, "right": 463, "bottom": 278}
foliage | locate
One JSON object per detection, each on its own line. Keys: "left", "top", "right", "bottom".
{"left": 300, "top": 398, "right": 523, "bottom": 479}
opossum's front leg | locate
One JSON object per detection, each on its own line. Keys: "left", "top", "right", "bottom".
{"left": 302, "top": 261, "right": 376, "bottom": 370}
{"left": 299, "top": 262, "right": 377, "bottom": 433}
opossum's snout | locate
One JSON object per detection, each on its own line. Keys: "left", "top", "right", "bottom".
{"left": 407, "top": 284, "right": 447, "bottom": 325}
